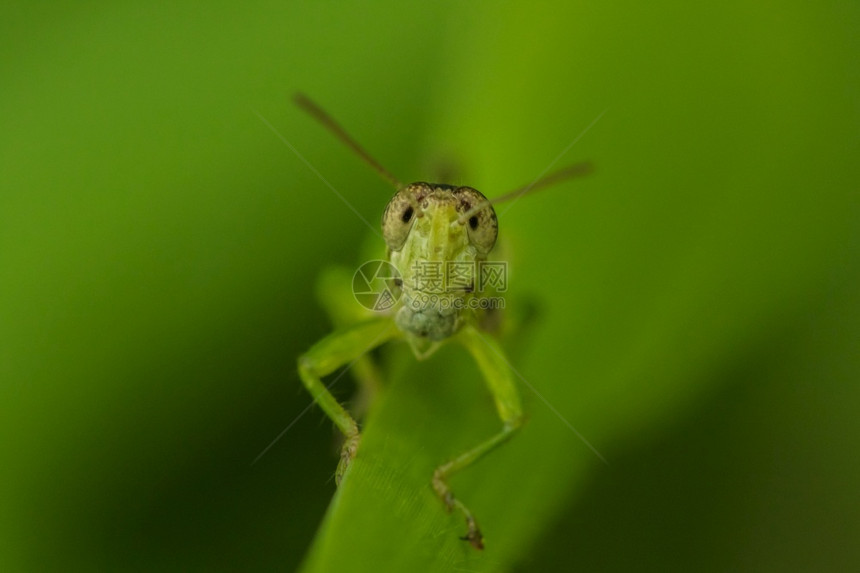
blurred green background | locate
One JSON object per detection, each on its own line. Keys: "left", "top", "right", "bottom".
{"left": 2, "top": 1, "right": 858, "bottom": 571}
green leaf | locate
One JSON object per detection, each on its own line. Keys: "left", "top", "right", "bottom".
{"left": 299, "top": 2, "right": 859, "bottom": 571}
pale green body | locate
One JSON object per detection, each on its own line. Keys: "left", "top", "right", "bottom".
{"left": 298, "top": 181, "right": 522, "bottom": 550}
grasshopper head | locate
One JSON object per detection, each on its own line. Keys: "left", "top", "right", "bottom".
{"left": 382, "top": 182, "right": 498, "bottom": 341}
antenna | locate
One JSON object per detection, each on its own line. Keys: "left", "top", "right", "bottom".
{"left": 492, "top": 161, "right": 593, "bottom": 205}
{"left": 457, "top": 161, "right": 594, "bottom": 224}
{"left": 293, "top": 93, "right": 402, "bottom": 189}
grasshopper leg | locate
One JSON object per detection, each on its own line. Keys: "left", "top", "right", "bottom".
{"left": 298, "top": 317, "right": 397, "bottom": 484}
{"left": 432, "top": 324, "right": 524, "bottom": 550}
{"left": 315, "top": 266, "right": 387, "bottom": 419}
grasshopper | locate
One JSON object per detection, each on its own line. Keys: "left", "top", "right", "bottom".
{"left": 294, "top": 93, "right": 591, "bottom": 549}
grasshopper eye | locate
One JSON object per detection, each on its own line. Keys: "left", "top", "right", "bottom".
{"left": 456, "top": 187, "right": 498, "bottom": 255}
{"left": 465, "top": 207, "right": 498, "bottom": 254}
{"left": 382, "top": 186, "right": 422, "bottom": 251}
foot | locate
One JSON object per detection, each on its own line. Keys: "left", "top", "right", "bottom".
{"left": 460, "top": 515, "right": 484, "bottom": 550}
{"left": 335, "top": 432, "right": 360, "bottom": 486}
{"left": 433, "top": 468, "right": 484, "bottom": 551}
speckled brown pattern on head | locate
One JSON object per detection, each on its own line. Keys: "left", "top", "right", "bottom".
{"left": 382, "top": 183, "right": 498, "bottom": 255}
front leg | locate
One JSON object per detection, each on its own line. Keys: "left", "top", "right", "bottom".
{"left": 298, "top": 317, "right": 397, "bottom": 484}
{"left": 315, "top": 265, "right": 387, "bottom": 419}
{"left": 432, "top": 324, "right": 524, "bottom": 550}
